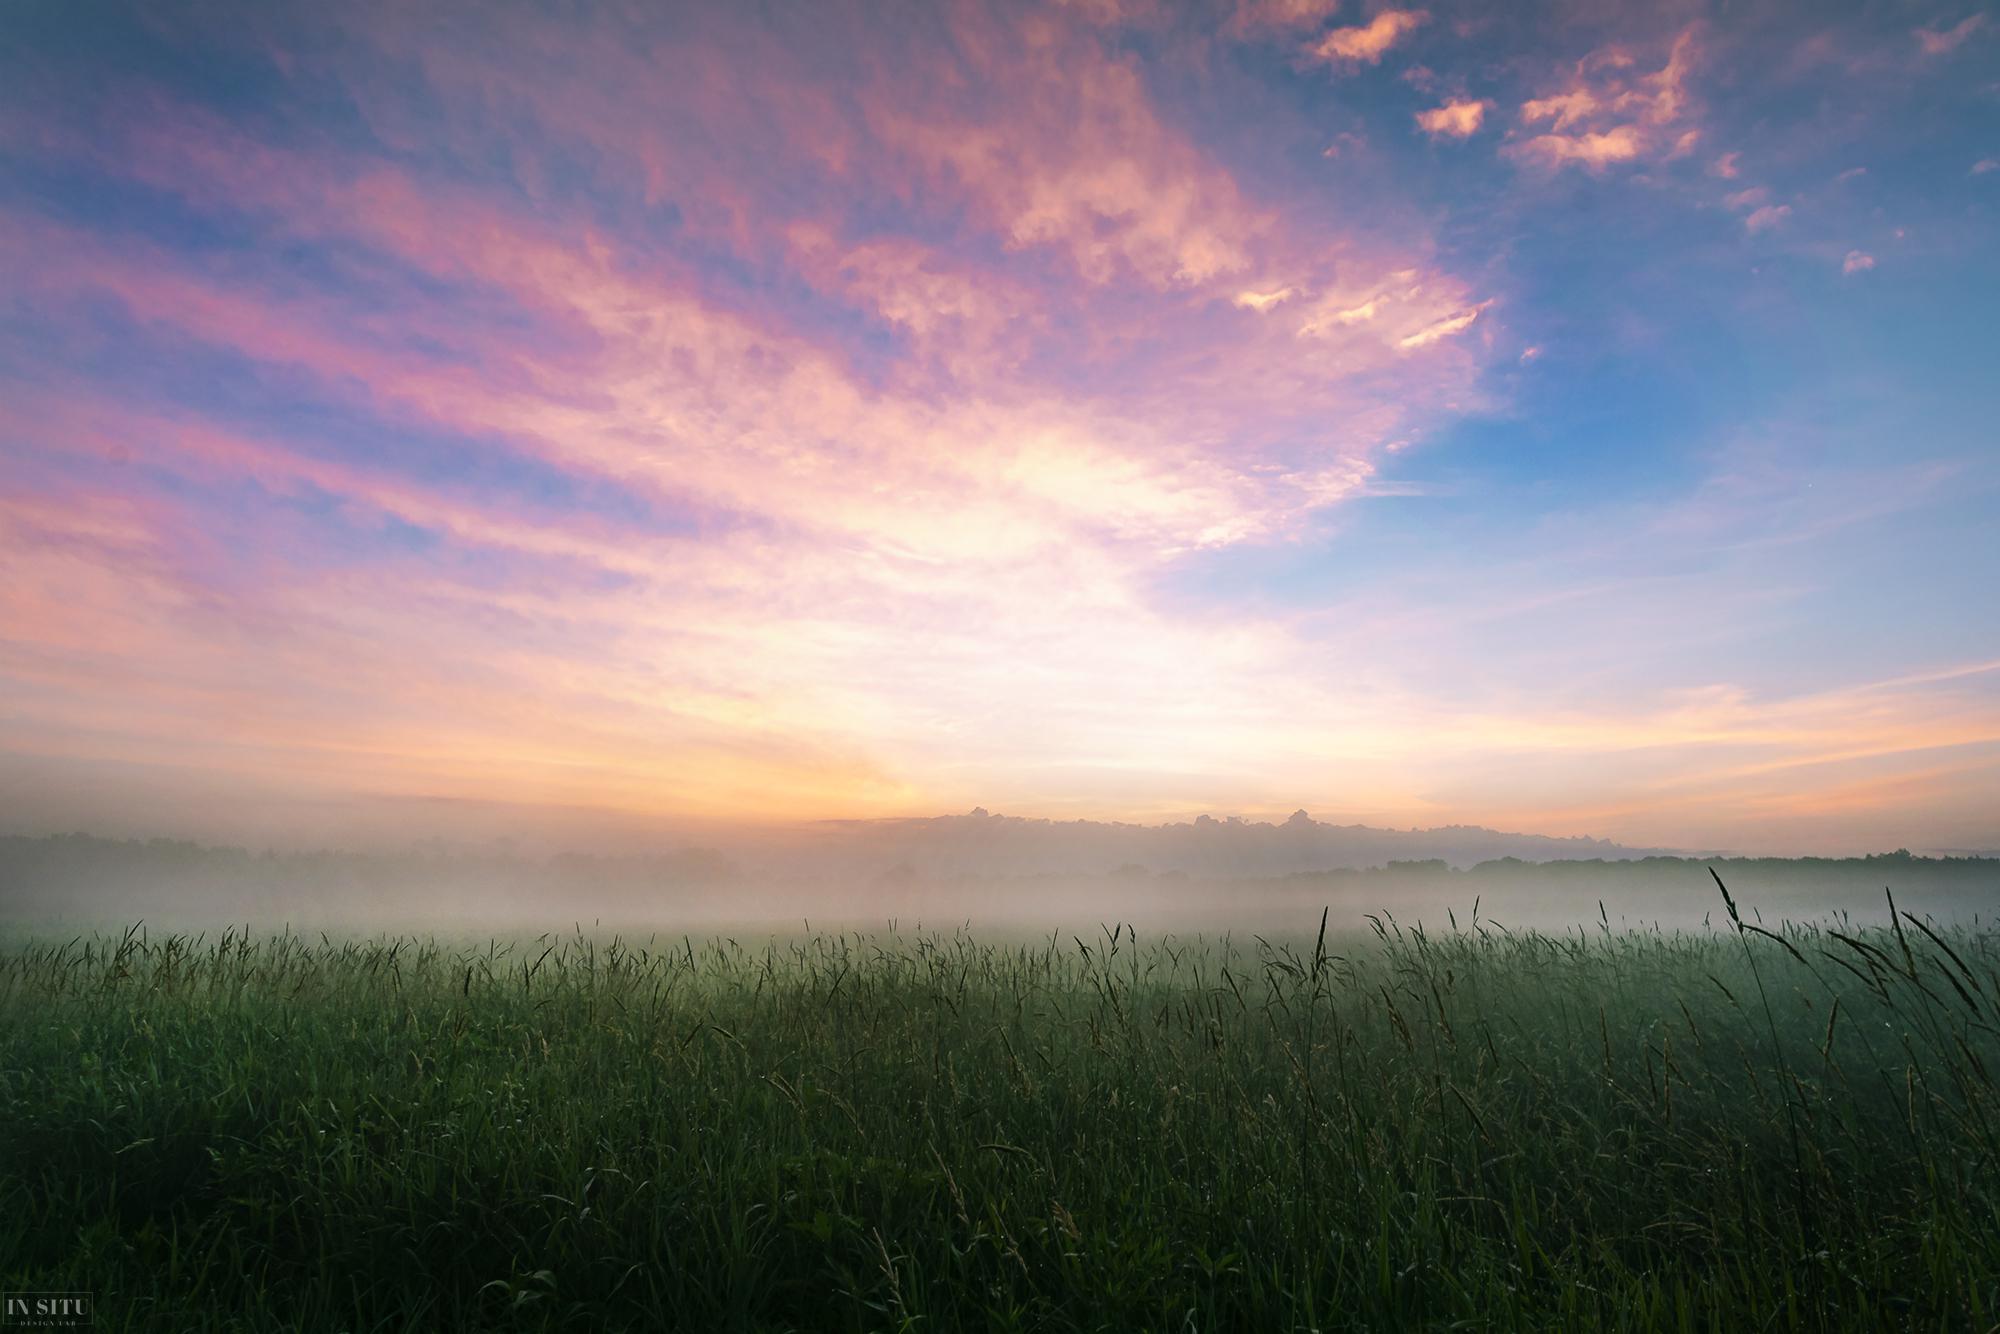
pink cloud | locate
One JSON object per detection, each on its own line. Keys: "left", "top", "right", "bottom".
{"left": 1397, "top": 300, "right": 1492, "bottom": 349}
{"left": 1518, "top": 87, "right": 1600, "bottom": 132}
{"left": 1414, "top": 98, "right": 1488, "bottom": 138}
{"left": 1509, "top": 126, "right": 1644, "bottom": 170}
{"left": 1309, "top": 9, "right": 1427, "bottom": 65}
{"left": 846, "top": 15, "right": 1269, "bottom": 291}
{"left": 0, "top": 1, "right": 1529, "bottom": 829}
{"left": 34, "top": 6, "right": 1497, "bottom": 512}
{"left": 1915, "top": 14, "right": 1987, "bottom": 55}
{"left": 1743, "top": 203, "right": 1791, "bottom": 232}
{"left": 1505, "top": 28, "right": 1700, "bottom": 173}
{"left": 1230, "top": 0, "right": 1342, "bottom": 33}
{"left": 1842, "top": 250, "right": 1875, "bottom": 275}
{"left": 12, "top": 164, "right": 1475, "bottom": 557}
{"left": 1232, "top": 285, "right": 1298, "bottom": 311}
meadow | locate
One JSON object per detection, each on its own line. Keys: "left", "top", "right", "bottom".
{"left": 3, "top": 879, "right": 1998, "bottom": 1331}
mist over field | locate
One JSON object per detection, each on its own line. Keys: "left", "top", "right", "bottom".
{"left": 4, "top": 814, "right": 1993, "bottom": 935}
{"left": 8, "top": 820, "right": 2000, "bottom": 1332}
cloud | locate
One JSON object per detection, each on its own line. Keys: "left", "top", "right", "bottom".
{"left": 1743, "top": 204, "right": 1791, "bottom": 232}
{"left": 1295, "top": 293, "right": 1380, "bottom": 333}
{"left": 1285, "top": 270, "right": 1489, "bottom": 348}
{"left": 1230, "top": 0, "right": 1342, "bottom": 33}
{"left": 1842, "top": 250, "right": 1875, "bottom": 275}
{"left": 1309, "top": 9, "right": 1427, "bottom": 65}
{"left": 0, "top": 0, "right": 1506, "bottom": 829}
{"left": 1397, "top": 300, "right": 1492, "bottom": 349}
{"left": 1414, "top": 98, "right": 1488, "bottom": 138}
{"left": 1517, "top": 88, "right": 1599, "bottom": 132}
{"left": 1710, "top": 151, "right": 1740, "bottom": 178}
{"left": 1974, "top": 158, "right": 1999, "bottom": 175}
{"left": 1722, "top": 188, "right": 1790, "bottom": 234}
{"left": 1233, "top": 286, "right": 1297, "bottom": 311}
{"left": 1509, "top": 126, "right": 1643, "bottom": 170}
{"left": 1505, "top": 28, "right": 1700, "bottom": 173}
{"left": 1915, "top": 14, "right": 1987, "bottom": 56}
{"left": 863, "top": 24, "right": 1262, "bottom": 290}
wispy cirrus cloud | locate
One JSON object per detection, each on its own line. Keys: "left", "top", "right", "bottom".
{"left": 1397, "top": 300, "right": 1493, "bottom": 349}
{"left": 0, "top": 0, "right": 1498, "bottom": 829}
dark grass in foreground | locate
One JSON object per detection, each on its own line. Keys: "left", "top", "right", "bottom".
{"left": 3, "top": 885, "right": 1999, "bottom": 1331}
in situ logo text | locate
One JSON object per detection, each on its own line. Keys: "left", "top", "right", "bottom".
{"left": 1, "top": 1293, "right": 92, "bottom": 1328}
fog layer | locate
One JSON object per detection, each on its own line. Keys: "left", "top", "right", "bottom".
{"left": 3, "top": 827, "right": 1992, "bottom": 935}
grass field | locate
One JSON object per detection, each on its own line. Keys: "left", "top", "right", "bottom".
{"left": 3, "top": 880, "right": 1998, "bottom": 1331}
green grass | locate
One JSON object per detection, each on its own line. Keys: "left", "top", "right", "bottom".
{"left": 3, "top": 882, "right": 1998, "bottom": 1330}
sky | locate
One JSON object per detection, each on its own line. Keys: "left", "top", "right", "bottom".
{"left": 1, "top": 0, "right": 1997, "bottom": 857}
